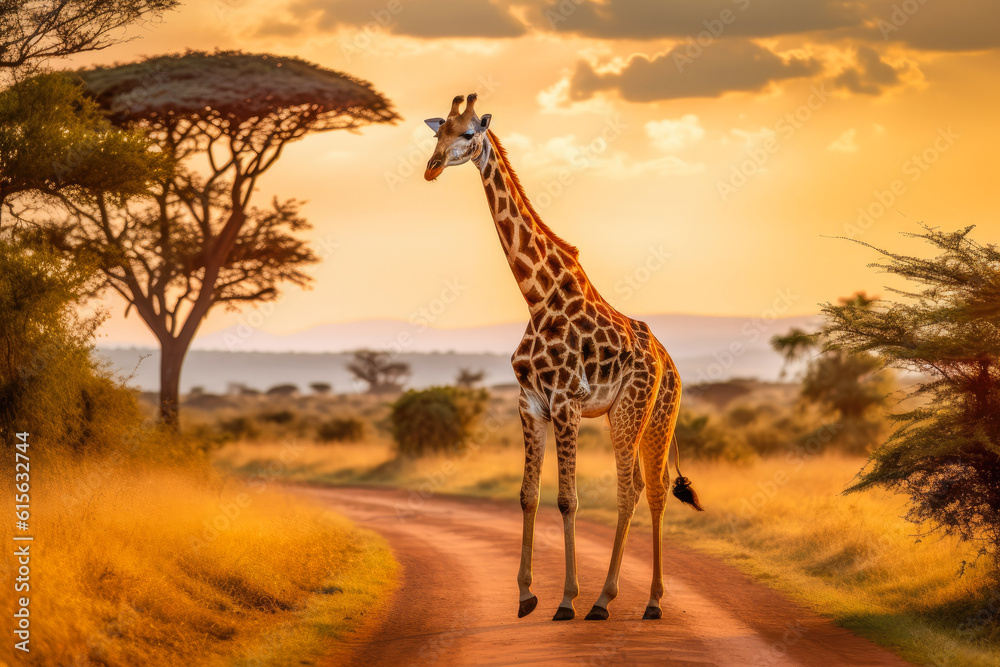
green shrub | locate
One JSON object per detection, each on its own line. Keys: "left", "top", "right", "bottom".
{"left": 260, "top": 409, "right": 296, "bottom": 425}
{"left": 317, "top": 417, "right": 365, "bottom": 443}
{"left": 389, "top": 387, "right": 488, "bottom": 457}
{"left": 0, "top": 239, "right": 143, "bottom": 455}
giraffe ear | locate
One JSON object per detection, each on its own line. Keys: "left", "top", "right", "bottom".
{"left": 424, "top": 117, "right": 445, "bottom": 133}
{"left": 479, "top": 114, "right": 492, "bottom": 130}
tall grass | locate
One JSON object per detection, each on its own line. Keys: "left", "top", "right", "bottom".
{"left": 0, "top": 454, "right": 396, "bottom": 666}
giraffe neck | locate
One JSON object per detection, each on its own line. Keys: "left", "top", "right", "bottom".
{"left": 475, "top": 131, "right": 596, "bottom": 315}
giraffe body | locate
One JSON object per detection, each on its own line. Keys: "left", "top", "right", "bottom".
{"left": 423, "top": 94, "right": 702, "bottom": 621}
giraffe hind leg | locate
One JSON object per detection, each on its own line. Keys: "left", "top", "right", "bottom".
{"left": 587, "top": 366, "right": 659, "bottom": 620}
{"left": 640, "top": 366, "right": 681, "bottom": 619}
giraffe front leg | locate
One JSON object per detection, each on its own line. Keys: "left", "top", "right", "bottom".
{"left": 552, "top": 399, "right": 581, "bottom": 621}
{"left": 517, "top": 392, "right": 547, "bottom": 618}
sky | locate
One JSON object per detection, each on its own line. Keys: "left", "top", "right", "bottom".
{"left": 65, "top": 0, "right": 999, "bottom": 347}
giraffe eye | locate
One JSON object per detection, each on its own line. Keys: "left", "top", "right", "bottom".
{"left": 462, "top": 131, "right": 475, "bottom": 139}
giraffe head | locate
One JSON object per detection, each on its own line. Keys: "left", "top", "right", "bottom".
{"left": 423, "top": 93, "right": 492, "bottom": 181}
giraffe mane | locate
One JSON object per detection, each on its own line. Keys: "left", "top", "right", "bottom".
{"left": 487, "top": 130, "right": 580, "bottom": 259}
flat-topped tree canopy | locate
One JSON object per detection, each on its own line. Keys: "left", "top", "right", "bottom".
{"left": 78, "top": 50, "right": 399, "bottom": 156}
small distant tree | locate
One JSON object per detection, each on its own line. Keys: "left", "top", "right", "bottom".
{"left": 310, "top": 381, "right": 332, "bottom": 395}
{"left": 389, "top": 386, "right": 487, "bottom": 457}
{"left": 823, "top": 225, "right": 1000, "bottom": 572}
{"left": 265, "top": 384, "right": 298, "bottom": 397}
{"left": 455, "top": 368, "right": 485, "bottom": 389}
{"left": 771, "top": 292, "right": 891, "bottom": 453}
{"left": 348, "top": 349, "right": 410, "bottom": 394}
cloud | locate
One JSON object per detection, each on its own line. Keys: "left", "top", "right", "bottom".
{"left": 827, "top": 128, "right": 859, "bottom": 152}
{"left": 868, "top": 0, "right": 1000, "bottom": 51}
{"left": 531, "top": 0, "right": 1000, "bottom": 53}
{"left": 532, "top": 0, "right": 863, "bottom": 40}
{"left": 729, "top": 126, "right": 776, "bottom": 149}
{"left": 570, "top": 41, "right": 822, "bottom": 102}
{"left": 645, "top": 115, "right": 705, "bottom": 151}
{"left": 536, "top": 76, "right": 618, "bottom": 115}
{"left": 259, "top": 0, "right": 526, "bottom": 39}
{"left": 833, "top": 46, "right": 909, "bottom": 95}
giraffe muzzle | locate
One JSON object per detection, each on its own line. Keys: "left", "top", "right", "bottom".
{"left": 424, "top": 156, "right": 445, "bottom": 181}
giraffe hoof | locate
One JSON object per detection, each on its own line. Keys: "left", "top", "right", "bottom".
{"left": 552, "top": 606, "right": 575, "bottom": 621}
{"left": 585, "top": 605, "right": 609, "bottom": 621}
{"left": 642, "top": 605, "right": 662, "bottom": 620}
{"left": 518, "top": 595, "right": 538, "bottom": 618}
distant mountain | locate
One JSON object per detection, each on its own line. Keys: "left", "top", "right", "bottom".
{"left": 97, "top": 313, "right": 819, "bottom": 393}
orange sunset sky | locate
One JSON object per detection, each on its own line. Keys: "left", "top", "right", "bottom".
{"left": 66, "top": 0, "right": 999, "bottom": 346}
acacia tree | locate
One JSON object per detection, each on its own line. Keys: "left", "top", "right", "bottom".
{"left": 455, "top": 368, "right": 485, "bottom": 389}
{"left": 0, "top": 0, "right": 176, "bottom": 71}
{"left": 39, "top": 51, "right": 399, "bottom": 426}
{"left": 771, "top": 292, "right": 891, "bottom": 454}
{"left": 348, "top": 349, "right": 410, "bottom": 394}
{"left": 0, "top": 0, "right": 176, "bottom": 215}
{"left": 823, "top": 225, "right": 1000, "bottom": 572}
{"left": 0, "top": 72, "right": 168, "bottom": 213}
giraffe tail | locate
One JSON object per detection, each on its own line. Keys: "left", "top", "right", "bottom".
{"left": 668, "top": 434, "right": 704, "bottom": 511}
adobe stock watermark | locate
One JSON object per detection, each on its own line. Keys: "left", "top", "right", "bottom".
{"left": 614, "top": 245, "right": 673, "bottom": 301}
{"left": 222, "top": 234, "right": 339, "bottom": 350}
{"left": 673, "top": 0, "right": 754, "bottom": 72}
{"left": 844, "top": 126, "right": 959, "bottom": 239}
{"left": 340, "top": 0, "right": 413, "bottom": 62}
{"left": 689, "top": 287, "right": 800, "bottom": 386}
{"left": 750, "top": 621, "right": 808, "bottom": 666}
{"left": 213, "top": 0, "right": 246, "bottom": 23}
{"left": 723, "top": 422, "right": 842, "bottom": 531}
{"left": 349, "top": 277, "right": 468, "bottom": 392}
{"left": 384, "top": 74, "right": 501, "bottom": 192}
{"left": 533, "top": 114, "right": 628, "bottom": 211}
{"left": 188, "top": 439, "right": 305, "bottom": 554}
{"left": 716, "top": 83, "right": 832, "bottom": 202}
{"left": 877, "top": 0, "right": 931, "bottom": 40}
{"left": 394, "top": 407, "right": 506, "bottom": 521}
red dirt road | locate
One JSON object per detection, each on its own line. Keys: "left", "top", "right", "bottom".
{"left": 297, "top": 486, "right": 911, "bottom": 666}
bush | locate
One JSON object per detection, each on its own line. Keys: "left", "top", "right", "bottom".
{"left": 260, "top": 409, "right": 296, "bottom": 425}
{"left": 676, "top": 411, "right": 756, "bottom": 463}
{"left": 317, "top": 417, "right": 365, "bottom": 443}
{"left": 389, "top": 387, "right": 487, "bottom": 457}
{"left": 0, "top": 239, "right": 143, "bottom": 454}
{"left": 217, "top": 416, "right": 259, "bottom": 442}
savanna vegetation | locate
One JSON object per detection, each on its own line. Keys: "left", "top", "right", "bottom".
{"left": 211, "top": 227, "right": 1000, "bottom": 667}
{"left": 2, "top": 4, "right": 999, "bottom": 667}
{"left": 0, "top": 3, "right": 400, "bottom": 664}
{"left": 0, "top": 238, "right": 398, "bottom": 666}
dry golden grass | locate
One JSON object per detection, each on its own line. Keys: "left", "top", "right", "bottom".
{"left": 0, "top": 455, "right": 396, "bottom": 666}
{"left": 216, "top": 439, "right": 1000, "bottom": 666}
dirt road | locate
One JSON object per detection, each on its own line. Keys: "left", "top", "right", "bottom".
{"left": 297, "top": 486, "right": 910, "bottom": 666}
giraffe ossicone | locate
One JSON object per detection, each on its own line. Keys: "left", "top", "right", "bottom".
{"left": 423, "top": 93, "right": 703, "bottom": 622}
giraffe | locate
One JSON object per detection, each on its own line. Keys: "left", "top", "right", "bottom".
{"left": 423, "top": 94, "right": 703, "bottom": 622}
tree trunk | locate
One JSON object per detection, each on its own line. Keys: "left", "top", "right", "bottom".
{"left": 159, "top": 339, "right": 186, "bottom": 429}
